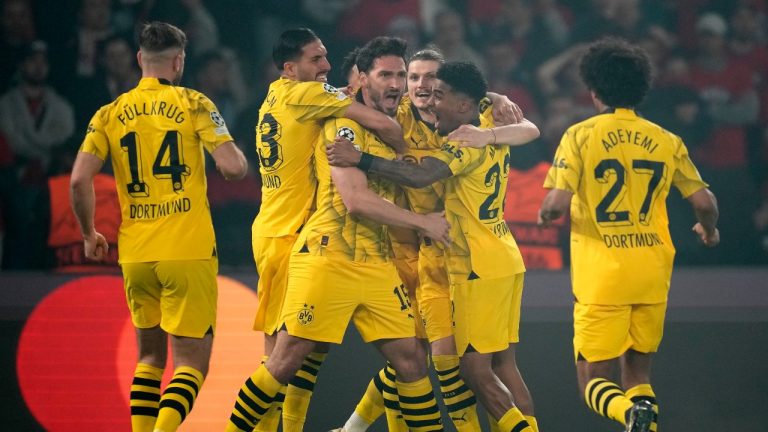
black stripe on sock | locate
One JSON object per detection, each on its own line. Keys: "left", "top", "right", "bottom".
{"left": 401, "top": 403, "right": 440, "bottom": 416}
{"left": 383, "top": 398, "right": 401, "bottom": 410}
{"left": 288, "top": 375, "right": 315, "bottom": 391}
{"left": 435, "top": 365, "right": 460, "bottom": 377}
{"left": 169, "top": 377, "right": 200, "bottom": 394}
{"left": 164, "top": 386, "right": 195, "bottom": 410}
{"left": 131, "top": 390, "right": 160, "bottom": 402}
{"left": 403, "top": 417, "right": 443, "bottom": 428}
{"left": 132, "top": 377, "right": 161, "bottom": 388}
{"left": 384, "top": 366, "right": 397, "bottom": 381}
{"left": 511, "top": 419, "right": 531, "bottom": 432}
{"left": 592, "top": 382, "right": 621, "bottom": 413}
{"left": 373, "top": 373, "right": 385, "bottom": 392}
{"left": 440, "top": 373, "right": 462, "bottom": 388}
{"left": 229, "top": 412, "right": 255, "bottom": 431}
{"left": 131, "top": 406, "right": 159, "bottom": 417}
{"left": 159, "top": 399, "right": 189, "bottom": 422}
{"left": 245, "top": 378, "right": 273, "bottom": 405}
{"left": 298, "top": 363, "right": 320, "bottom": 376}
{"left": 399, "top": 392, "right": 436, "bottom": 405}
{"left": 237, "top": 390, "right": 269, "bottom": 416}
{"left": 305, "top": 356, "right": 324, "bottom": 367}
{"left": 600, "top": 392, "right": 621, "bottom": 418}
{"left": 274, "top": 392, "right": 286, "bottom": 403}
{"left": 445, "top": 394, "right": 477, "bottom": 412}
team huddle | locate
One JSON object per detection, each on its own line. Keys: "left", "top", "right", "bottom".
{"left": 70, "top": 21, "right": 719, "bottom": 432}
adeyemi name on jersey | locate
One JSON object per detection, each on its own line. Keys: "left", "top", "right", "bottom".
{"left": 129, "top": 197, "right": 191, "bottom": 219}
{"left": 117, "top": 100, "right": 185, "bottom": 125}
{"left": 601, "top": 128, "right": 658, "bottom": 153}
{"left": 603, "top": 232, "right": 663, "bottom": 248}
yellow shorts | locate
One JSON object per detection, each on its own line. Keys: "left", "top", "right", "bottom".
{"left": 122, "top": 257, "right": 218, "bottom": 338}
{"left": 282, "top": 254, "right": 416, "bottom": 344}
{"left": 452, "top": 273, "right": 524, "bottom": 356}
{"left": 252, "top": 235, "right": 296, "bottom": 335}
{"left": 573, "top": 302, "right": 666, "bottom": 362}
{"left": 393, "top": 256, "right": 427, "bottom": 339}
{"left": 417, "top": 251, "right": 453, "bottom": 343}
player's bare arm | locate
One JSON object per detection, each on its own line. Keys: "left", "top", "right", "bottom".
{"left": 70, "top": 151, "right": 109, "bottom": 261}
{"left": 327, "top": 137, "right": 451, "bottom": 188}
{"left": 345, "top": 102, "right": 408, "bottom": 153}
{"left": 538, "top": 187, "right": 574, "bottom": 227}
{"left": 687, "top": 188, "right": 720, "bottom": 247}
{"left": 486, "top": 92, "right": 523, "bottom": 125}
{"left": 210, "top": 140, "right": 248, "bottom": 180}
{"left": 331, "top": 165, "right": 451, "bottom": 245}
{"left": 447, "top": 121, "right": 540, "bottom": 149}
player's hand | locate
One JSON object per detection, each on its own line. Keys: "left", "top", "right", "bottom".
{"left": 692, "top": 223, "right": 719, "bottom": 247}
{"left": 537, "top": 209, "right": 551, "bottom": 227}
{"left": 492, "top": 96, "right": 523, "bottom": 125}
{"left": 326, "top": 137, "right": 362, "bottom": 167}
{"left": 83, "top": 232, "right": 109, "bottom": 261}
{"left": 419, "top": 211, "right": 451, "bottom": 247}
{"left": 448, "top": 124, "right": 494, "bottom": 148}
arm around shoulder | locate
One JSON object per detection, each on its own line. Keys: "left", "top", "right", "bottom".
{"left": 344, "top": 102, "right": 407, "bottom": 153}
{"left": 211, "top": 141, "right": 248, "bottom": 180}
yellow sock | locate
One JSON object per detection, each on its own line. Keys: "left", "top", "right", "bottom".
{"left": 498, "top": 406, "right": 532, "bottom": 432}
{"left": 130, "top": 363, "right": 163, "bottom": 432}
{"left": 282, "top": 352, "right": 326, "bottom": 432}
{"left": 395, "top": 376, "right": 443, "bottom": 431}
{"left": 625, "top": 384, "right": 658, "bottom": 432}
{"left": 584, "top": 378, "right": 633, "bottom": 425}
{"left": 153, "top": 366, "right": 204, "bottom": 432}
{"left": 254, "top": 355, "right": 283, "bottom": 432}
{"left": 381, "top": 363, "right": 408, "bottom": 431}
{"left": 354, "top": 371, "right": 386, "bottom": 424}
{"left": 226, "top": 366, "right": 283, "bottom": 432}
{"left": 524, "top": 415, "right": 539, "bottom": 432}
{"left": 432, "top": 354, "right": 480, "bottom": 431}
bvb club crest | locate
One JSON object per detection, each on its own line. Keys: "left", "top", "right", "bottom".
{"left": 297, "top": 304, "right": 315, "bottom": 325}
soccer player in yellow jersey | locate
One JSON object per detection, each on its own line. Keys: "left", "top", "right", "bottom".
{"left": 250, "top": 28, "right": 410, "bottom": 432}
{"left": 538, "top": 38, "right": 720, "bottom": 432}
{"left": 328, "top": 61, "right": 541, "bottom": 432}
{"left": 69, "top": 22, "right": 247, "bottom": 432}
{"left": 227, "top": 36, "right": 448, "bottom": 432}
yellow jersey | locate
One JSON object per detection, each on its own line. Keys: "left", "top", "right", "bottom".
{"left": 80, "top": 77, "right": 233, "bottom": 263}
{"left": 252, "top": 78, "right": 352, "bottom": 238}
{"left": 432, "top": 117, "right": 526, "bottom": 283}
{"left": 544, "top": 108, "right": 708, "bottom": 304}
{"left": 292, "top": 117, "right": 397, "bottom": 263}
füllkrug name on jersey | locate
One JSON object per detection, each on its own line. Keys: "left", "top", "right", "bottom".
{"left": 117, "top": 101, "right": 186, "bottom": 125}
{"left": 129, "top": 197, "right": 191, "bottom": 220}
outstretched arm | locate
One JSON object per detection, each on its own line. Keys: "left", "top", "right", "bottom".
{"left": 70, "top": 151, "right": 109, "bottom": 261}
{"left": 345, "top": 102, "right": 408, "bottom": 154}
{"left": 326, "top": 137, "right": 452, "bottom": 188}
{"left": 447, "top": 121, "right": 540, "bottom": 149}
{"left": 538, "top": 187, "right": 573, "bottom": 227}
{"left": 332, "top": 166, "right": 451, "bottom": 245}
{"left": 687, "top": 188, "right": 720, "bottom": 247}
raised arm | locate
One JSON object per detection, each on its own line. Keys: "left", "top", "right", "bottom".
{"left": 70, "top": 151, "right": 109, "bottom": 260}
{"left": 326, "top": 137, "right": 452, "bottom": 188}
{"left": 687, "top": 187, "right": 720, "bottom": 247}
{"left": 345, "top": 102, "right": 408, "bottom": 153}
{"left": 210, "top": 140, "right": 248, "bottom": 180}
{"left": 331, "top": 165, "right": 450, "bottom": 245}
{"left": 447, "top": 121, "right": 540, "bottom": 149}
{"left": 538, "top": 187, "right": 574, "bottom": 227}
{"left": 485, "top": 92, "right": 523, "bottom": 125}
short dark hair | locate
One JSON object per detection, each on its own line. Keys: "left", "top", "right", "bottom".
{"left": 356, "top": 36, "right": 408, "bottom": 74}
{"left": 409, "top": 48, "right": 444, "bottom": 65}
{"left": 340, "top": 47, "right": 360, "bottom": 79}
{"left": 579, "top": 37, "right": 652, "bottom": 108}
{"left": 437, "top": 61, "right": 487, "bottom": 104}
{"left": 272, "top": 28, "right": 319, "bottom": 71}
{"left": 139, "top": 22, "right": 187, "bottom": 53}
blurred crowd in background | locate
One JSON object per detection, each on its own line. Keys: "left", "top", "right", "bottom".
{"left": 0, "top": 0, "right": 766, "bottom": 271}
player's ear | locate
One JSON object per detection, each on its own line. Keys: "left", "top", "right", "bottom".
{"left": 136, "top": 51, "right": 143, "bottom": 69}
{"left": 283, "top": 61, "right": 295, "bottom": 77}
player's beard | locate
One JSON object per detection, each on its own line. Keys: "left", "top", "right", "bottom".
{"left": 369, "top": 88, "right": 401, "bottom": 117}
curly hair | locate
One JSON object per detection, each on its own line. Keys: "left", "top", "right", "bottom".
{"left": 579, "top": 37, "right": 652, "bottom": 108}
{"left": 436, "top": 61, "right": 487, "bottom": 104}
{"left": 356, "top": 36, "right": 408, "bottom": 74}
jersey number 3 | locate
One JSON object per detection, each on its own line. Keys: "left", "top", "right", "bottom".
{"left": 594, "top": 158, "right": 666, "bottom": 226}
{"left": 120, "top": 131, "right": 190, "bottom": 197}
